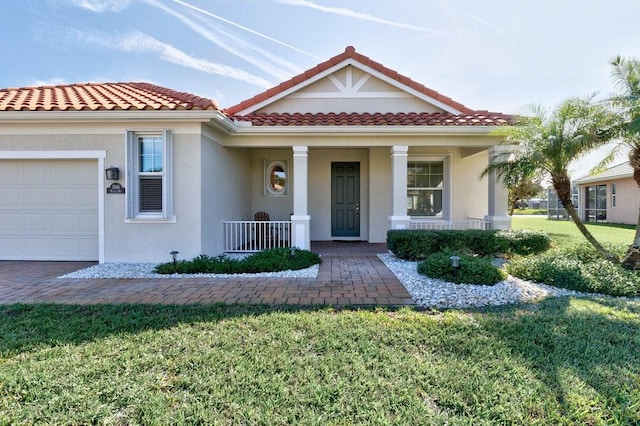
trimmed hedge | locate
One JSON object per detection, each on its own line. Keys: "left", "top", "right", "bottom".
{"left": 387, "top": 229, "right": 551, "bottom": 260}
{"left": 417, "top": 252, "right": 506, "bottom": 285}
{"left": 507, "top": 243, "right": 640, "bottom": 297}
{"left": 155, "top": 248, "right": 321, "bottom": 275}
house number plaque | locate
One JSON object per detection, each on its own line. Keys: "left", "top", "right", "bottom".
{"left": 107, "top": 182, "right": 125, "bottom": 194}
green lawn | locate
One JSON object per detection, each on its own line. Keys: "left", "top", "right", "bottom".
{"left": 512, "top": 216, "right": 636, "bottom": 248}
{"left": 512, "top": 208, "right": 548, "bottom": 215}
{"left": 1, "top": 302, "right": 639, "bottom": 425}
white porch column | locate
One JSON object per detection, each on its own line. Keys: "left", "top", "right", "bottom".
{"left": 388, "top": 145, "right": 411, "bottom": 230}
{"left": 484, "top": 145, "right": 512, "bottom": 230}
{"left": 291, "top": 146, "right": 311, "bottom": 249}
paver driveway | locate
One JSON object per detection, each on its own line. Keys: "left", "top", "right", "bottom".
{"left": 0, "top": 242, "right": 415, "bottom": 307}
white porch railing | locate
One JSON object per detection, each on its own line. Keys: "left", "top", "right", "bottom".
{"left": 223, "top": 220, "right": 292, "bottom": 252}
{"left": 409, "top": 219, "right": 490, "bottom": 230}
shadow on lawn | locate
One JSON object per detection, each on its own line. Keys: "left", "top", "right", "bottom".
{"left": 2, "top": 297, "right": 639, "bottom": 422}
{"left": 477, "top": 297, "right": 640, "bottom": 421}
{"left": 0, "top": 303, "right": 362, "bottom": 354}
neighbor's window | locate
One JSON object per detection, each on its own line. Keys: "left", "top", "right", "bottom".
{"left": 265, "top": 160, "right": 288, "bottom": 195}
{"left": 126, "top": 130, "right": 173, "bottom": 220}
{"left": 611, "top": 183, "right": 617, "bottom": 208}
{"left": 407, "top": 160, "right": 443, "bottom": 217}
{"left": 585, "top": 184, "right": 606, "bottom": 223}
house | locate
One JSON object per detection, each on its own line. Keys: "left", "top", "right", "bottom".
{"left": 574, "top": 161, "right": 640, "bottom": 224}
{"left": 0, "top": 46, "right": 513, "bottom": 263}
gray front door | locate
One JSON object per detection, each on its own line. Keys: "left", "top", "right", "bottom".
{"left": 331, "top": 162, "right": 360, "bottom": 237}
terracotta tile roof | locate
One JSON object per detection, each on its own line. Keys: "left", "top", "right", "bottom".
{"left": 232, "top": 112, "right": 513, "bottom": 127}
{"left": 0, "top": 82, "right": 219, "bottom": 111}
{"left": 225, "top": 46, "right": 477, "bottom": 116}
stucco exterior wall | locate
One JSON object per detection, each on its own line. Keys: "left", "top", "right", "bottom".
{"left": 369, "top": 147, "right": 392, "bottom": 242}
{"left": 454, "top": 150, "right": 489, "bottom": 220}
{"left": 608, "top": 178, "right": 640, "bottom": 224}
{"left": 265, "top": 95, "right": 441, "bottom": 115}
{"left": 114, "top": 132, "right": 203, "bottom": 263}
{"left": 0, "top": 123, "right": 207, "bottom": 263}
{"left": 250, "top": 148, "right": 294, "bottom": 221}
{"left": 402, "top": 146, "right": 489, "bottom": 222}
{"left": 584, "top": 178, "right": 640, "bottom": 225}
{"left": 200, "top": 132, "right": 251, "bottom": 255}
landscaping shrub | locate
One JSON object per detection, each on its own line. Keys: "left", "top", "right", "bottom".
{"left": 497, "top": 229, "right": 552, "bottom": 256}
{"left": 155, "top": 248, "right": 321, "bottom": 274}
{"left": 507, "top": 243, "right": 640, "bottom": 297}
{"left": 387, "top": 229, "right": 550, "bottom": 260}
{"left": 417, "top": 252, "right": 506, "bottom": 285}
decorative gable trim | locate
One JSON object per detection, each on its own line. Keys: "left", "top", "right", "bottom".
{"left": 225, "top": 46, "right": 476, "bottom": 116}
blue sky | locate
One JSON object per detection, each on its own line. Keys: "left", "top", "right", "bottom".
{"left": 2, "top": 0, "right": 639, "bottom": 174}
{"left": 3, "top": 0, "right": 639, "bottom": 113}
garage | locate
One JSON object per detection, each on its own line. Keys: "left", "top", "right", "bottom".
{"left": 0, "top": 159, "right": 99, "bottom": 261}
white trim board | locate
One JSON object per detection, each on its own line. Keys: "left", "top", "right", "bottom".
{"left": 0, "top": 150, "right": 106, "bottom": 159}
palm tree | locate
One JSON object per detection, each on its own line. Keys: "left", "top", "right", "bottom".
{"left": 483, "top": 96, "right": 621, "bottom": 263}
{"left": 499, "top": 160, "right": 541, "bottom": 215}
{"left": 609, "top": 55, "right": 640, "bottom": 269}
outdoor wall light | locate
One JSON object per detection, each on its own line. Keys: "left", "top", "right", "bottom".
{"left": 105, "top": 167, "right": 119, "bottom": 180}
{"left": 290, "top": 246, "right": 296, "bottom": 259}
{"left": 449, "top": 255, "right": 461, "bottom": 275}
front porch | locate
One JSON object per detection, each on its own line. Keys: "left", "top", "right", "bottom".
{"left": 222, "top": 144, "right": 511, "bottom": 254}
{"left": 223, "top": 218, "right": 490, "bottom": 252}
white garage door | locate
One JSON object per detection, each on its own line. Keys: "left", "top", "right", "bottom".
{"left": 0, "top": 159, "right": 99, "bottom": 260}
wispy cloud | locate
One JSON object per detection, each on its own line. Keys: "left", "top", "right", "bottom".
{"left": 274, "top": 0, "right": 451, "bottom": 36}
{"left": 145, "top": 0, "right": 302, "bottom": 80}
{"left": 66, "top": 28, "right": 273, "bottom": 88}
{"left": 62, "top": 0, "right": 130, "bottom": 12}
{"left": 170, "top": 0, "right": 322, "bottom": 60}
{"left": 462, "top": 12, "right": 514, "bottom": 46}
{"left": 31, "top": 78, "right": 68, "bottom": 87}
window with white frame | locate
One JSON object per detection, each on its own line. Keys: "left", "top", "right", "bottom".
{"left": 585, "top": 184, "right": 607, "bottom": 222}
{"left": 264, "top": 160, "right": 288, "bottom": 196}
{"left": 407, "top": 159, "right": 445, "bottom": 217}
{"left": 611, "top": 183, "right": 617, "bottom": 208}
{"left": 126, "top": 130, "right": 173, "bottom": 220}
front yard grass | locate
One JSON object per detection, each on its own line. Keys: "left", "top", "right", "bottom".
{"left": 1, "top": 301, "right": 639, "bottom": 424}
{"left": 511, "top": 216, "right": 636, "bottom": 249}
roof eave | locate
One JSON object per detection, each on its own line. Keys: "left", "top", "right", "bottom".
{"left": 233, "top": 125, "right": 501, "bottom": 136}
{"left": 574, "top": 173, "right": 634, "bottom": 184}
{"left": 0, "top": 109, "right": 221, "bottom": 123}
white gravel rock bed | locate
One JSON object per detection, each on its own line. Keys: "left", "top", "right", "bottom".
{"left": 378, "top": 253, "right": 588, "bottom": 309}
{"left": 58, "top": 261, "right": 319, "bottom": 279}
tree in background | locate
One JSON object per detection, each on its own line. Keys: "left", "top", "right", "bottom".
{"left": 609, "top": 55, "right": 640, "bottom": 269}
{"left": 500, "top": 161, "right": 543, "bottom": 215}
{"left": 483, "top": 96, "right": 620, "bottom": 263}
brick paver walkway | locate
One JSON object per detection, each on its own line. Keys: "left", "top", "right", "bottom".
{"left": 0, "top": 242, "right": 415, "bottom": 307}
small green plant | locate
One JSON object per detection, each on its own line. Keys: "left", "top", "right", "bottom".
{"left": 417, "top": 252, "right": 506, "bottom": 285}
{"left": 507, "top": 243, "right": 640, "bottom": 297}
{"left": 154, "top": 248, "right": 321, "bottom": 274}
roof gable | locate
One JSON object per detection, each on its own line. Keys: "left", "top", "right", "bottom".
{"left": 225, "top": 46, "right": 476, "bottom": 116}
{"left": 574, "top": 161, "right": 634, "bottom": 184}
{"left": 0, "top": 82, "right": 219, "bottom": 112}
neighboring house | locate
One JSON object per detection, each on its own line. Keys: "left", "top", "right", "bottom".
{"left": 0, "top": 46, "right": 513, "bottom": 263}
{"left": 574, "top": 161, "right": 640, "bottom": 225}
{"left": 547, "top": 187, "right": 579, "bottom": 220}
{"left": 527, "top": 198, "right": 547, "bottom": 209}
